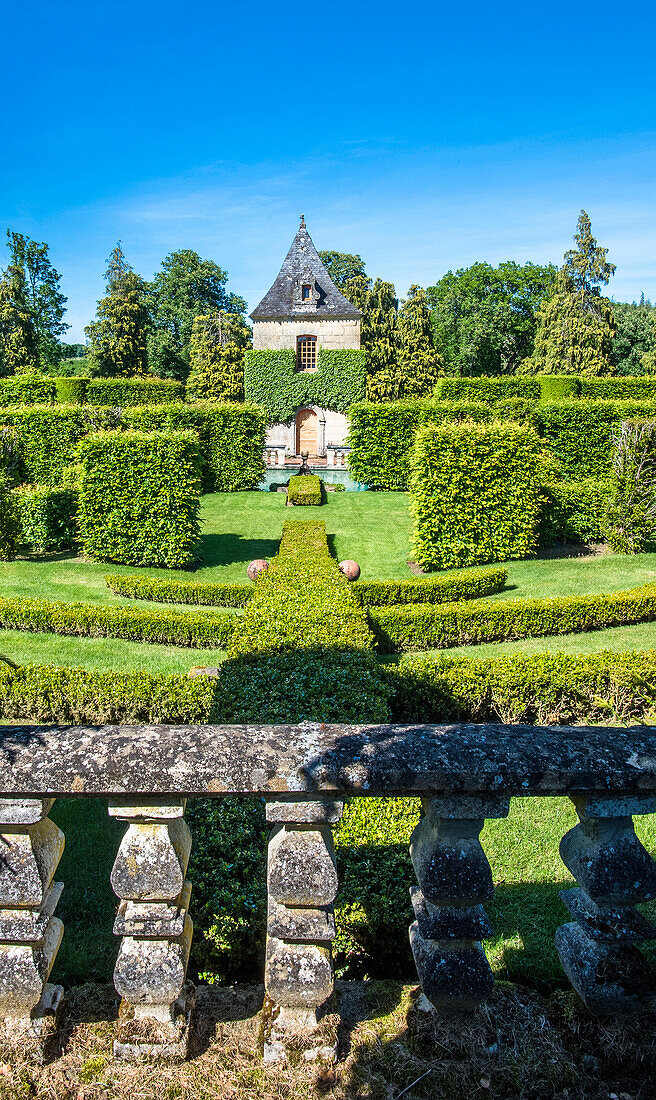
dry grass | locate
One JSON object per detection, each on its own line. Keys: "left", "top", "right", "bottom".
{"left": 1, "top": 981, "right": 655, "bottom": 1100}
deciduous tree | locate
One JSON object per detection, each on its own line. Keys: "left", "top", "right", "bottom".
{"left": 318, "top": 250, "right": 367, "bottom": 290}
{"left": 5, "top": 231, "right": 68, "bottom": 368}
{"left": 0, "top": 263, "right": 39, "bottom": 375}
{"left": 148, "top": 250, "right": 246, "bottom": 380}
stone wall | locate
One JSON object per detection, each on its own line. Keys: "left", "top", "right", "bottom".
{"left": 252, "top": 318, "right": 361, "bottom": 351}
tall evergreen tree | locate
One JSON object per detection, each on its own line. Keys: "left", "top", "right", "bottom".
{"left": 186, "top": 312, "right": 251, "bottom": 402}
{"left": 344, "top": 275, "right": 399, "bottom": 400}
{"left": 5, "top": 231, "right": 68, "bottom": 367}
{"left": 523, "top": 211, "right": 616, "bottom": 375}
{"left": 148, "top": 250, "right": 246, "bottom": 380}
{"left": 397, "top": 285, "right": 442, "bottom": 396}
{"left": 85, "top": 243, "right": 149, "bottom": 377}
{"left": 0, "top": 263, "right": 39, "bottom": 375}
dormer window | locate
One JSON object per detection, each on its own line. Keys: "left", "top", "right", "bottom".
{"left": 297, "top": 334, "right": 317, "bottom": 371}
{"left": 301, "top": 284, "right": 312, "bottom": 301}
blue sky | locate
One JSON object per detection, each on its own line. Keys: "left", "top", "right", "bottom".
{"left": 3, "top": 0, "right": 656, "bottom": 341}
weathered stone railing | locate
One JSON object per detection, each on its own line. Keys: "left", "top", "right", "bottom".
{"left": 1, "top": 720, "right": 656, "bottom": 1059}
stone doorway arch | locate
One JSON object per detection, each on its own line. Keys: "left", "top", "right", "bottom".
{"left": 295, "top": 408, "right": 318, "bottom": 456}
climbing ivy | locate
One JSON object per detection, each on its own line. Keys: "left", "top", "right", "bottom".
{"left": 244, "top": 348, "right": 365, "bottom": 421}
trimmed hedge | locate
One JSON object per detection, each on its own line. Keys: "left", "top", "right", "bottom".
{"left": 388, "top": 649, "right": 656, "bottom": 726}
{"left": 0, "top": 595, "right": 234, "bottom": 647}
{"left": 105, "top": 573, "right": 252, "bottom": 607}
{"left": 229, "top": 520, "right": 373, "bottom": 657}
{"left": 77, "top": 430, "right": 202, "bottom": 568}
{"left": 537, "top": 376, "right": 581, "bottom": 401}
{"left": 124, "top": 402, "right": 266, "bottom": 492}
{"left": 409, "top": 421, "right": 543, "bottom": 570}
{"left": 579, "top": 377, "right": 656, "bottom": 400}
{"left": 370, "top": 582, "right": 656, "bottom": 652}
{"left": 353, "top": 566, "right": 507, "bottom": 607}
{"left": 346, "top": 399, "right": 499, "bottom": 490}
{"left": 0, "top": 405, "right": 88, "bottom": 485}
{"left": 434, "top": 376, "right": 540, "bottom": 402}
{"left": 287, "top": 473, "right": 323, "bottom": 505}
{"left": 244, "top": 347, "right": 366, "bottom": 422}
{"left": 533, "top": 399, "right": 656, "bottom": 480}
{"left": 53, "top": 377, "right": 88, "bottom": 404}
{"left": 0, "top": 664, "right": 217, "bottom": 725}
{"left": 0, "top": 472, "right": 19, "bottom": 560}
{"left": 13, "top": 485, "right": 78, "bottom": 553}
{"left": 86, "top": 377, "right": 184, "bottom": 406}
{"left": 539, "top": 479, "right": 611, "bottom": 546}
{"left": 0, "top": 374, "right": 54, "bottom": 407}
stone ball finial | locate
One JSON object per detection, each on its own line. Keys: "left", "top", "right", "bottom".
{"left": 339, "top": 560, "right": 360, "bottom": 581}
{"left": 247, "top": 559, "right": 269, "bottom": 581}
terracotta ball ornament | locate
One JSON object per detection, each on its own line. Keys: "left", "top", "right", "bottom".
{"left": 339, "top": 559, "right": 361, "bottom": 581}
{"left": 247, "top": 559, "right": 269, "bottom": 581}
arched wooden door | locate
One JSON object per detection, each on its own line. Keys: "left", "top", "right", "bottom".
{"left": 296, "top": 408, "right": 318, "bottom": 455}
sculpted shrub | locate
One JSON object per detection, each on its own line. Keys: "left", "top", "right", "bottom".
{"left": 409, "top": 420, "right": 543, "bottom": 570}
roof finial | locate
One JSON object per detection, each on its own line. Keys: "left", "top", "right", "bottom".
{"left": 300, "top": 213, "right": 306, "bottom": 229}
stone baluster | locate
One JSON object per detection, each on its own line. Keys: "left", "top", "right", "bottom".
{"left": 0, "top": 798, "right": 64, "bottom": 1052}
{"left": 409, "top": 794, "right": 509, "bottom": 1011}
{"left": 263, "top": 799, "right": 343, "bottom": 1061}
{"left": 556, "top": 793, "right": 656, "bottom": 1014}
{"left": 109, "top": 798, "right": 193, "bottom": 1059}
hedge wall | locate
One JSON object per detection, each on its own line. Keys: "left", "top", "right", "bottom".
{"left": 0, "top": 594, "right": 234, "bottom": 647}
{"left": 0, "top": 405, "right": 88, "bottom": 485}
{"left": 353, "top": 565, "right": 507, "bottom": 607}
{"left": 244, "top": 348, "right": 366, "bottom": 422}
{"left": 105, "top": 573, "right": 252, "bottom": 607}
{"left": 53, "top": 377, "right": 88, "bottom": 404}
{"left": 579, "top": 377, "right": 656, "bottom": 400}
{"left": 346, "top": 399, "right": 499, "bottom": 490}
{"left": 409, "top": 421, "right": 543, "bottom": 570}
{"left": 370, "top": 582, "right": 656, "bottom": 652}
{"left": 85, "top": 377, "right": 184, "bottom": 406}
{"left": 539, "top": 478, "right": 611, "bottom": 546}
{"left": 0, "top": 374, "right": 55, "bottom": 407}
{"left": 13, "top": 485, "right": 78, "bottom": 553}
{"left": 77, "top": 429, "right": 202, "bottom": 567}
{"left": 533, "top": 399, "right": 656, "bottom": 479}
{"left": 287, "top": 473, "right": 323, "bottom": 505}
{"left": 434, "top": 376, "right": 540, "bottom": 402}
{"left": 124, "top": 402, "right": 266, "bottom": 491}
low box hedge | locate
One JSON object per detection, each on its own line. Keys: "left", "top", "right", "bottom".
{"left": 387, "top": 649, "right": 656, "bottom": 726}
{"left": 13, "top": 485, "right": 78, "bottom": 553}
{"left": 105, "top": 573, "right": 253, "bottom": 607}
{"left": 287, "top": 474, "right": 323, "bottom": 506}
{"left": 370, "top": 583, "right": 656, "bottom": 653}
{"left": 353, "top": 566, "right": 507, "bottom": 607}
{"left": 0, "top": 595, "right": 235, "bottom": 647}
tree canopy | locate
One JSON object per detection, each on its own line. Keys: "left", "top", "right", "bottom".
{"left": 1, "top": 231, "right": 68, "bottom": 371}
{"left": 611, "top": 301, "right": 656, "bottom": 375}
{"left": 148, "top": 250, "right": 246, "bottom": 380}
{"left": 186, "top": 311, "right": 251, "bottom": 402}
{"left": 426, "top": 260, "right": 556, "bottom": 376}
{"left": 0, "top": 262, "right": 39, "bottom": 375}
{"left": 318, "top": 250, "right": 367, "bottom": 290}
{"left": 85, "top": 243, "right": 149, "bottom": 377}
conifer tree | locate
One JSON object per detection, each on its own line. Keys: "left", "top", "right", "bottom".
{"left": 0, "top": 263, "right": 39, "bottom": 375}
{"left": 523, "top": 211, "right": 616, "bottom": 375}
{"left": 397, "top": 285, "right": 442, "bottom": 396}
{"left": 85, "top": 243, "right": 149, "bottom": 377}
{"left": 186, "top": 312, "right": 251, "bottom": 401}
{"left": 344, "top": 275, "right": 400, "bottom": 400}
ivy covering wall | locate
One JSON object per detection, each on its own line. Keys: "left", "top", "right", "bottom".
{"left": 244, "top": 348, "right": 366, "bottom": 421}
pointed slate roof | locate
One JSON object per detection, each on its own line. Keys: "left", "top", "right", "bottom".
{"left": 250, "top": 216, "right": 361, "bottom": 321}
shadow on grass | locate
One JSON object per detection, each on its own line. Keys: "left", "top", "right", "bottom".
{"left": 197, "top": 533, "right": 279, "bottom": 569}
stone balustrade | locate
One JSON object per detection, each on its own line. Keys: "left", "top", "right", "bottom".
{"left": 1, "top": 719, "right": 656, "bottom": 1059}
